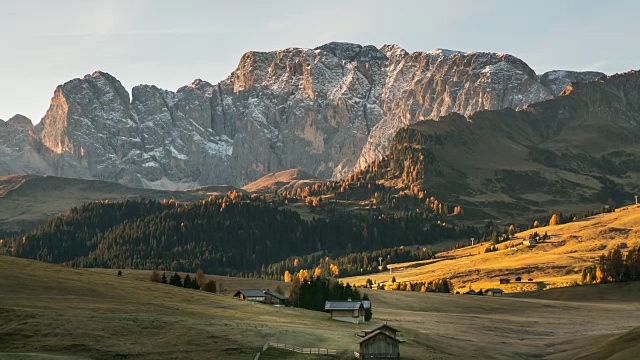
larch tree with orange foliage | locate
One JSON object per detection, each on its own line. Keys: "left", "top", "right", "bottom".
{"left": 284, "top": 270, "right": 292, "bottom": 282}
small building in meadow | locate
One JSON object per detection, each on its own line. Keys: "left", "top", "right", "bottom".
{"left": 485, "top": 288, "right": 504, "bottom": 297}
{"left": 357, "top": 330, "right": 401, "bottom": 359}
{"left": 233, "top": 289, "right": 286, "bottom": 305}
{"left": 515, "top": 276, "right": 522, "bottom": 282}
{"left": 263, "top": 290, "right": 286, "bottom": 305}
{"left": 523, "top": 238, "right": 538, "bottom": 246}
{"left": 324, "top": 300, "right": 365, "bottom": 323}
{"left": 499, "top": 278, "right": 511, "bottom": 284}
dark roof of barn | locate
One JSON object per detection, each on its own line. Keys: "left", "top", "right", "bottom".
{"left": 364, "top": 323, "right": 400, "bottom": 334}
{"left": 485, "top": 288, "right": 504, "bottom": 293}
{"left": 324, "top": 300, "right": 364, "bottom": 311}
{"left": 235, "top": 289, "right": 267, "bottom": 297}
{"left": 265, "top": 290, "right": 286, "bottom": 300}
{"left": 358, "top": 330, "right": 401, "bottom": 344}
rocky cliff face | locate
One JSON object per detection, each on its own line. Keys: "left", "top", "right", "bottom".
{"left": 0, "top": 42, "right": 605, "bottom": 188}
{"left": 356, "top": 70, "right": 640, "bottom": 222}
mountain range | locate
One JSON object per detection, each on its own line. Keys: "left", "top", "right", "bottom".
{"left": 0, "top": 42, "right": 604, "bottom": 189}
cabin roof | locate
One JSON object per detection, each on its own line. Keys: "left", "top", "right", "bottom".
{"left": 485, "top": 288, "right": 504, "bottom": 293}
{"left": 265, "top": 290, "right": 286, "bottom": 300}
{"left": 359, "top": 330, "right": 401, "bottom": 344}
{"left": 363, "top": 323, "right": 400, "bottom": 334}
{"left": 235, "top": 289, "right": 268, "bottom": 297}
{"left": 324, "top": 300, "right": 363, "bottom": 311}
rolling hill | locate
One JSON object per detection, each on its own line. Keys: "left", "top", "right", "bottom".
{"left": 1, "top": 255, "right": 639, "bottom": 359}
{"left": 0, "top": 174, "right": 233, "bottom": 232}
{"left": 342, "top": 204, "right": 640, "bottom": 293}
{"left": 241, "top": 169, "right": 322, "bottom": 194}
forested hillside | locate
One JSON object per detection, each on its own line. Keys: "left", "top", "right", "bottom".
{"left": 1, "top": 191, "right": 477, "bottom": 275}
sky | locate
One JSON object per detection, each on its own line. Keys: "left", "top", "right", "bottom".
{"left": 1, "top": 0, "right": 638, "bottom": 123}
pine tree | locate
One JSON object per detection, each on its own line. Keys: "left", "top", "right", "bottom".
{"left": 169, "top": 272, "right": 182, "bottom": 287}
{"left": 161, "top": 272, "right": 167, "bottom": 284}
{"left": 183, "top": 274, "right": 193, "bottom": 288}
{"left": 363, "top": 293, "right": 372, "bottom": 321}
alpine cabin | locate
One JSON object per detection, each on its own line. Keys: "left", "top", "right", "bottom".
{"left": 356, "top": 330, "right": 401, "bottom": 359}
{"left": 324, "top": 300, "right": 365, "bottom": 323}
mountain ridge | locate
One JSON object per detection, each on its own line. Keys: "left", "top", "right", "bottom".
{"left": 0, "top": 42, "right": 605, "bottom": 189}
{"left": 353, "top": 70, "right": 640, "bottom": 222}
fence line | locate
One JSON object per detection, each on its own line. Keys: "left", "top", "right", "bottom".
{"left": 254, "top": 341, "right": 337, "bottom": 358}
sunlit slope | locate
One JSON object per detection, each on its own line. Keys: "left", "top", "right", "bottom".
{"left": 343, "top": 205, "right": 640, "bottom": 292}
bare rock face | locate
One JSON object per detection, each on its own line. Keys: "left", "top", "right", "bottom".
{"left": 0, "top": 115, "right": 48, "bottom": 175}
{"left": 356, "top": 49, "right": 555, "bottom": 171}
{"left": 0, "top": 42, "right": 606, "bottom": 189}
{"left": 539, "top": 70, "right": 605, "bottom": 96}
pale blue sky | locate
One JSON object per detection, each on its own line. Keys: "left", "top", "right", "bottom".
{"left": 1, "top": 0, "right": 638, "bottom": 123}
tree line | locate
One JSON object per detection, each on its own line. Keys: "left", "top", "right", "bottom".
{"left": 581, "top": 246, "right": 640, "bottom": 284}
{"left": 1, "top": 192, "right": 475, "bottom": 275}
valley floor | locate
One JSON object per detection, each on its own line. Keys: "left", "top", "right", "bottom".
{"left": 1, "top": 257, "right": 640, "bottom": 359}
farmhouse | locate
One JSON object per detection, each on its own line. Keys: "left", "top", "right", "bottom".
{"left": 359, "top": 324, "right": 400, "bottom": 338}
{"left": 324, "top": 300, "right": 365, "bottom": 323}
{"left": 485, "top": 288, "right": 504, "bottom": 297}
{"left": 356, "top": 330, "right": 401, "bottom": 359}
{"left": 233, "top": 289, "right": 286, "bottom": 305}
{"left": 523, "top": 238, "right": 538, "bottom": 246}
{"left": 499, "top": 278, "right": 511, "bottom": 284}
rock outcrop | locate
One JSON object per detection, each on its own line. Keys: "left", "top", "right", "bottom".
{"left": 0, "top": 42, "right": 605, "bottom": 189}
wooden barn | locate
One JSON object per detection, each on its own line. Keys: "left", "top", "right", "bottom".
{"left": 324, "top": 300, "right": 365, "bottom": 323}
{"left": 233, "top": 289, "right": 286, "bottom": 305}
{"left": 263, "top": 290, "right": 286, "bottom": 305}
{"left": 485, "top": 288, "right": 504, "bottom": 297}
{"left": 356, "top": 330, "right": 401, "bottom": 359}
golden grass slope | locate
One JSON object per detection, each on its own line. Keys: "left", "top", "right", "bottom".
{"left": 241, "top": 169, "right": 322, "bottom": 194}
{"left": 343, "top": 205, "right": 640, "bottom": 293}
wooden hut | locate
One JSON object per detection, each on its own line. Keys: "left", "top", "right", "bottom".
{"left": 324, "top": 300, "right": 365, "bottom": 323}
{"left": 263, "top": 290, "right": 286, "bottom": 305}
{"left": 485, "top": 288, "right": 504, "bottom": 297}
{"left": 233, "top": 289, "right": 267, "bottom": 302}
{"left": 357, "top": 330, "right": 401, "bottom": 359}
{"left": 233, "top": 289, "right": 286, "bottom": 305}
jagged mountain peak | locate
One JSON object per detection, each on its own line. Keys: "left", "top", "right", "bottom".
{"left": 425, "top": 48, "right": 468, "bottom": 57}
{"left": 6, "top": 114, "right": 33, "bottom": 127}
{"left": 379, "top": 44, "right": 409, "bottom": 59}
{"left": 313, "top": 41, "right": 363, "bottom": 59}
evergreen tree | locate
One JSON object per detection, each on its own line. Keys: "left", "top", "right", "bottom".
{"left": 161, "top": 272, "right": 167, "bottom": 284}
{"left": 363, "top": 293, "right": 372, "bottom": 321}
{"left": 169, "top": 272, "right": 182, "bottom": 287}
{"left": 183, "top": 274, "right": 193, "bottom": 288}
